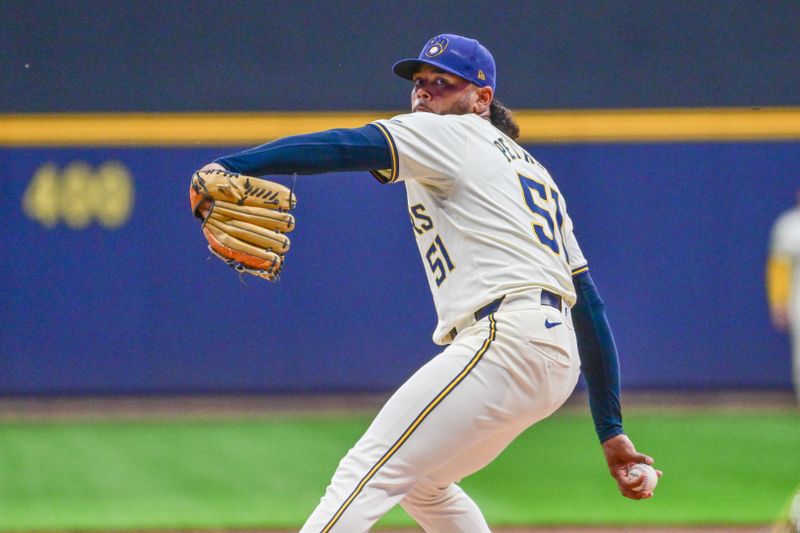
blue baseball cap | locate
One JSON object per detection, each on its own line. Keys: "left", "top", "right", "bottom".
{"left": 393, "top": 34, "right": 496, "bottom": 91}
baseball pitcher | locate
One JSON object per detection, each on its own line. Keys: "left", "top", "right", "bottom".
{"left": 192, "top": 33, "right": 661, "bottom": 532}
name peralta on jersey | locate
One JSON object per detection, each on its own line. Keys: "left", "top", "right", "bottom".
{"left": 371, "top": 112, "right": 588, "bottom": 344}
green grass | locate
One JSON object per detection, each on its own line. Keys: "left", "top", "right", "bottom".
{"left": 0, "top": 411, "right": 798, "bottom": 530}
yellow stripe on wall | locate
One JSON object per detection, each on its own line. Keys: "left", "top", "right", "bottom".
{"left": 1, "top": 107, "right": 799, "bottom": 146}
{"left": 516, "top": 107, "right": 800, "bottom": 142}
{"left": 0, "top": 112, "right": 385, "bottom": 147}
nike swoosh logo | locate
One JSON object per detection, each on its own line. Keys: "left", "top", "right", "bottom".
{"left": 545, "top": 319, "right": 562, "bottom": 329}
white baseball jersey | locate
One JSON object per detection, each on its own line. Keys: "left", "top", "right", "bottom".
{"left": 770, "top": 207, "right": 800, "bottom": 318}
{"left": 371, "top": 112, "right": 588, "bottom": 344}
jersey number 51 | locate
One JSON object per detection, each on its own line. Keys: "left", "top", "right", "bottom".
{"left": 518, "top": 173, "right": 566, "bottom": 257}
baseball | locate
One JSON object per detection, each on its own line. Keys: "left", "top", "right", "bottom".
{"left": 628, "top": 463, "right": 658, "bottom": 492}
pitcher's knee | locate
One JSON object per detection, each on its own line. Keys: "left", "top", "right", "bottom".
{"left": 401, "top": 481, "right": 455, "bottom": 509}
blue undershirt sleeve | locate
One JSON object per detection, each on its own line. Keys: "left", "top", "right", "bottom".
{"left": 571, "top": 269, "right": 624, "bottom": 443}
{"left": 214, "top": 124, "right": 392, "bottom": 177}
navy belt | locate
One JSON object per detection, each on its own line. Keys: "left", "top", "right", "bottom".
{"left": 448, "top": 289, "right": 563, "bottom": 340}
{"left": 539, "top": 289, "right": 562, "bottom": 312}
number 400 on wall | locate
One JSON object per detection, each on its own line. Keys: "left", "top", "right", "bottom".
{"left": 22, "top": 161, "right": 135, "bottom": 229}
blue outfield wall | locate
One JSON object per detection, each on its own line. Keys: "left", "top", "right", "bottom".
{"left": 0, "top": 142, "right": 798, "bottom": 395}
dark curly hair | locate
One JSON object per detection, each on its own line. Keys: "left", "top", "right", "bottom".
{"left": 489, "top": 98, "right": 520, "bottom": 140}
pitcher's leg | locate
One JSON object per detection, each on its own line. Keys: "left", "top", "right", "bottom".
{"left": 400, "top": 314, "right": 583, "bottom": 531}
{"left": 400, "top": 480, "right": 491, "bottom": 533}
{"left": 301, "top": 330, "right": 494, "bottom": 532}
{"left": 300, "top": 431, "right": 412, "bottom": 532}
{"left": 302, "top": 310, "right": 579, "bottom": 532}
{"left": 398, "top": 412, "right": 549, "bottom": 533}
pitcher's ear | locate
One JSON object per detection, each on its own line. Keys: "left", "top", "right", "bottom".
{"left": 473, "top": 86, "right": 494, "bottom": 114}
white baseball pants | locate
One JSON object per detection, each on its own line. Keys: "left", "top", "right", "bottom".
{"left": 301, "top": 290, "right": 582, "bottom": 532}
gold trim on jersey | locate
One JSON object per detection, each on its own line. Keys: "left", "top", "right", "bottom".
{"left": 368, "top": 121, "right": 399, "bottom": 184}
{"left": 320, "top": 314, "right": 498, "bottom": 532}
{"left": 572, "top": 265, "right": 589, "bottom": 276}
{"left": 2, "top": 107, "right": 799, "bottom": 146}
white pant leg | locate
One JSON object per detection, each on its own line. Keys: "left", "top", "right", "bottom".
{"left": 402, "top": 362, "right": 579, "bottom": 533}
{"left": 301, "top": 333, "right": 492, "bottom": 533}
{"left": 301, "top": 305, "right": 580, "bottom": 532}
{"left": 398, "top": 425, "right": 525, "bottom": 533}
{"left": 400, "top": 480, "right": 490, "bottom": 533}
